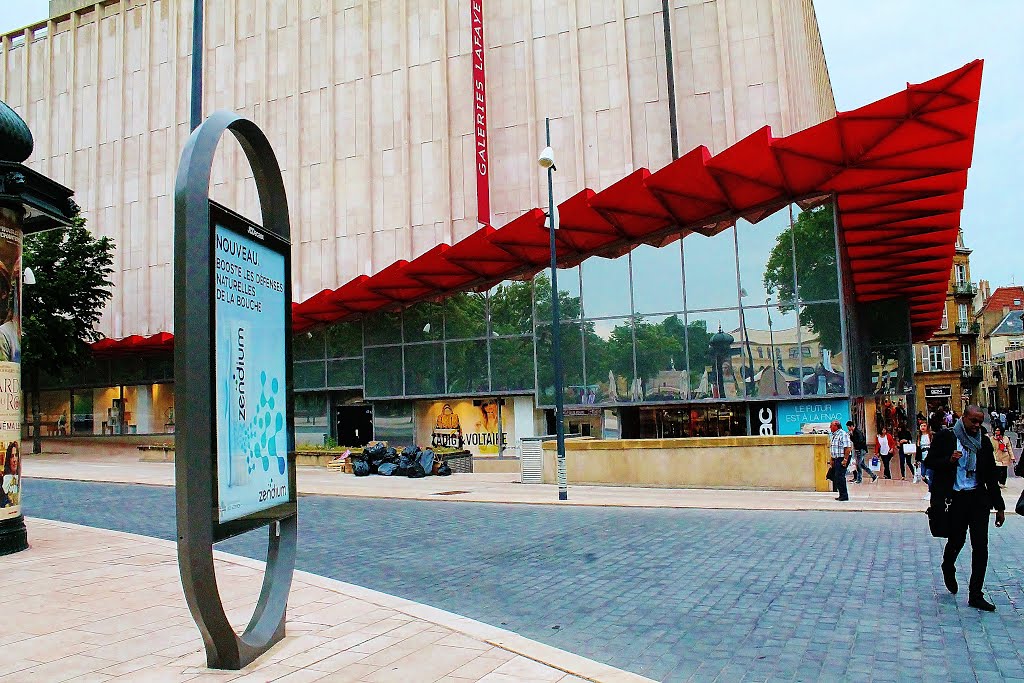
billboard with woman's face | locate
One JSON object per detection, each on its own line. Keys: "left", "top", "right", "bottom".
{"left": 0, "top": 224, "right": 21, "bottom": 521}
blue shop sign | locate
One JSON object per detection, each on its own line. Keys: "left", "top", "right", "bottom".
{"left": 776, "top": 399, "right": 851, "bottom": 436}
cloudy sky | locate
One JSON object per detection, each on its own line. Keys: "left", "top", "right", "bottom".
{"left": 2, "top": 1, "right": 1019, "bottom": 288}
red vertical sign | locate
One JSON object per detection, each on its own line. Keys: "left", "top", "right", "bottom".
{"left": 471, "top": 0, "right": 490, "bottom": 226}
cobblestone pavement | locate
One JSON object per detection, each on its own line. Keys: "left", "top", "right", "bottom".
{"left": 25, "top": 479, "right": 1024, "bottom": 682}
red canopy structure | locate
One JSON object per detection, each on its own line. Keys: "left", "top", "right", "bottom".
{"left": 98, "top": 61, "right": 982, "bottom": 352}
{"left": 90, "top": 332, "right": 174, "bottom": 357}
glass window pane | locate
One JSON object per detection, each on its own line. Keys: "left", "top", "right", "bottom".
{"left": 294, "top": 393, "right": 329, "bottom": 447}
{"left": 683, "top": 227, "right": 739, "bottom": 311}
{"left": 736, "top": 306, "right": 801, "bottom": 397}
{"left": 445, "top": 339, "right": 489, "bottom": 393}
{"left": 737, "top": 208, "right": 797, "bottom": 310}
{"left": 685, "top": 309, "right": 743, "bottom": 399}
{"left": 364, "top": 346, "right": 403, "bottom": 397}
{"left": 535, "top": 266, "right": 582, "bottom": 322}
{"left": 71, "top": 390, "right": 94, "bottom": 434}
{"left": 294, "top": 360, "right": 326, "bottom": 390}
{"left": 444, "top": 291, "right": 486, "bottom": 339}
{"left": 326, "top": 321, "right": 362, "bottom": 358}
{"left": 363, "top": 311, "right": 403, "bottom": 346}
{"left": 583, "top": 317, "right": 634, "bottom": 404}
{"left": 327, "top": 358, "right": 362, "bottom": 388}
{"left": 631, "top": 243, "right": 684, "bottom": 315}
{"left": 536, "top": 322, "right": 584, "bottom": 406}
{"left": 489, "top": 280, "right": 534, "bottom": 336}
{"left": 403, "top": 302, "right": 444, "bottom": 343}
{"left": 793, "top": 202, "right": 840, "bottom": 302}
{"left": 635, "top": 314, "right": 689, "bottom": 402}
{"left": 404, "top": 343, "right": 445, "bottom": 395}
{"left": 799, "top": 302, "right": 846, "bottom": 396}
{"left": 490, "top": 337, "right": 535, "bottom": 392}
{"left": 293, "top": 328, "right": 325, "bottom": 360}
{"left": 373, "top": 401, "right": 415, "bottom": 445}
{"left": 582, "top": 255, "right": 631, "bottom": 318}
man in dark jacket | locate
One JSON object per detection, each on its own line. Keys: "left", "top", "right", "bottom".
{"left": 924, "top": 405, "right": 1006, "bottom": 611}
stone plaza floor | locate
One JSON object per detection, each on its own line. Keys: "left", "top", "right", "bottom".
{"left": 21, "top": 472, "right": 1024, "bottom": 683}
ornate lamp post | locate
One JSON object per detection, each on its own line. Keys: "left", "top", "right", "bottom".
{"left": 708, "top": 325, "right": 735, "bottom": 399}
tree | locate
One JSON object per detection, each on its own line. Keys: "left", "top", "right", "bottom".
{"left": 762, "top": 204, "right": 842, "bottom": 353}
{"left": 22, "top": 217, "right": 115, "bottom": 453}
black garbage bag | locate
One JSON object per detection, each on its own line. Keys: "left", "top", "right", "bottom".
{"left": 407, "top": 462, "right": 427, "bottom": 478}
{"left": 353, "top": 459, "right": 371, "bottom": 477}
{"left": 364, "top": 443, "right": 387, "bottom": 459}
{"left": 377, "top": 462, "right": 399, "bottom": 476}
{"left": 436, "top": 462, "right": 452, "bottom": 476}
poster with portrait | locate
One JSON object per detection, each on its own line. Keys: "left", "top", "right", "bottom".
{"left": 415, "top": 399, "right": 515, "bottom": 457}
{"left": 0, "top": 224, "right": 21, "bottom": 520}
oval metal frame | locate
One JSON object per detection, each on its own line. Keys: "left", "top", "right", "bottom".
{"left": 173, "top": 110, "right": 297, "bottom": 670}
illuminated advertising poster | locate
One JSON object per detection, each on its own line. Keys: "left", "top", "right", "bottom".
{"left": 214, "top": 222, "right": 289, "bottom": 523}
{"left": 0, "top": 226, "right": 20, "bottom": 521}
{"left": 776, "top": 399, "right": 851, "bottom": 436}
{"left": 415, "top": 399, "right": 514, "bottom": 457}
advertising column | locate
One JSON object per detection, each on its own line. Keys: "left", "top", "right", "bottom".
{"left": 0, "top": 221, "right": 23, "bottom": 550}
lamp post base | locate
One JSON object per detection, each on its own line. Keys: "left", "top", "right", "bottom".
{"left": 0, "top": 515, "right": 28, "bottom": 556}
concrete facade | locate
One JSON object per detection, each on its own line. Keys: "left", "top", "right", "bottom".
{"left": 1, "top": 0, "right": 834, "bottom": 340}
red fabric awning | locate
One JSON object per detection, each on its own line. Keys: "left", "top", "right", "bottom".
{"left": 111, "top": 61, "right": 984, "bottom": 348}
{"left": 91, "top": 332, "right": 174, "bottom": 357}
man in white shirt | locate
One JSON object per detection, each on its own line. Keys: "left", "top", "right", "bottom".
{"left": 829, "top": 420, "right": 852, "bottom": 502}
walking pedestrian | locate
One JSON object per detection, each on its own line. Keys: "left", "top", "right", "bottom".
{"left": 897, "top": 421, "right": 916, "bottom": 481}
{"left": 876, "top": 426, "right": 896, "bottom": 479}
{"left": 990, "top": 426, "right": 1014, "bottom": 487}
{"left": 847, "top": 420, "right": 875, "bottom": 483}
{"left": 919, "top": 419, "right": 937, "bottom": 493}
{"left": 829, "top": 420, "right": 852, "bottom": 501}
{"left": 999, "top": 411, "right": 1007, "bottom": 432}
{"left": 924, "top": 406, "right": 1006, "bottom": 611}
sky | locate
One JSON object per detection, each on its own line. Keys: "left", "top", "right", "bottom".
{"left": 2, "top": 1, "right": 1019, "bottom": 287}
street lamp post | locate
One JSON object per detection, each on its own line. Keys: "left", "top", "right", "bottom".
{"left": 539, "top": 118, "right": 567, "bottom": 501}
{"left": 766, "top": 298, "right": 779, "bottom": 396}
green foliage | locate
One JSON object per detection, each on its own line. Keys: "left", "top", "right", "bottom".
{"left": 762, "top": 204, "right": 842, "bottom": 352}
{"left": 22, "top": 217, "right": 115, "bottom": 381}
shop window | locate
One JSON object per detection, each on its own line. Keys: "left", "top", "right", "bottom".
{"left": 792, "top": 203, "right": 840, "bottom": 302}
{"left": 634, "top": 314, "right": 688, "bottom": 403}
{"left": 490, "top": 337, "right": 535, "bottom": 392}
{"left": 685, "top": 309, "right": 741, "bottom": 399}
{"left": 293, "top": 328, "right": 326, "bottom": 360}
{"left": 294, "top": 360, "right": 326, "bottom": 390}
{"left": 71, "top": 391, "right": 94, "bottom": 435}
{"left": 535, "top": 322, "right": 584, "bottom": 406}
{"left": 404, "top": 343, "right": 445, "bottom": 396}
{"left": 327, "top": 358, "right": 362, "bottom": 388}
{"left": 683, "top": 226, "right": 739, "bottom": 311}
{"left": 294, "top": 393, "right": 328, "bottom": 448}
{"left": 364, "top": 346, "right": 403, "bottom": 397}
{"left": 488, "top": 281, "right": 534, "bottom": 336}
{"left": 373, "top": 401, "right": 414, "bottom": 445}
{"left": 35, "top": 390, "right": 71, "bottom": 436}
{"left": 326, "top": 321, "right": 362, "bottom": 359}
{"left": 584, "top": 317, "right": 634, "bottom": 404}
{"left": 631, "top": 243, "right": 683, "bottom": 315}
{"left": 444, "top": 339, "right": 488, "bottom": 394}
{"left": 736, "top": 209, "right": 795, "bottom": 309}
{"left": 403, "top": 302, "right": 444, "bottom": 343}
{"left": 363, "top": 311, "right": 403, "bottom": 346}
{"left": 534, "top": 266, "right": 581, "bottom": 323}
{"left": 444, "top": 291, "right": 486, "bottom": 339}
{"left": 582, "top": 255, "right": 631, "bottom": 318}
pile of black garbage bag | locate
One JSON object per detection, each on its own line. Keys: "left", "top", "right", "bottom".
{"left": 352, "top": 443, "right": 452, "bottom": 478}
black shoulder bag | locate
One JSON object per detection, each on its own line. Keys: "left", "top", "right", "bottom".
{"left": 927, "top": 495, "right": 953, "bottom": 538}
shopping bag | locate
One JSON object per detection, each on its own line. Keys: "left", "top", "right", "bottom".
{"left": 868, "top": 456, "right": 881, "bottom": 473}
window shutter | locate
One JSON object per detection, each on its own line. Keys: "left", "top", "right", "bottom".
{"left": 940, "top": 308, "right": 948, "bottom": 330}
{"left": 942, "top": 344, "right": 952, "bottom": 371}
{"left": 921, "top": 346, "right": 931, "bottom": 372}
{"left": 912, "top": 347, "right": 917, "bottom": 373}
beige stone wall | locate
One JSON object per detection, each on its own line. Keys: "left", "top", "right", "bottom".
{"left": 541, "top": 435, "right": 832, "bottom": 491}
{"left": 1, "top": 0, "right": 834, "bottom": 339}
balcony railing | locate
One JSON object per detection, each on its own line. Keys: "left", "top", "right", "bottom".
{"left": 952, "top": 281, "right": 978, "bottom": 297}
{"left": 955, "top": 321, "right": 980, "bottom": 335}
{"left": 962, "top": 364, "right": 983, "bottom": 381}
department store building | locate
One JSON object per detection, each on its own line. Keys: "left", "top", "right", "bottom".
{"left": 1, "top": 0, "right": 979, "bottom": 458}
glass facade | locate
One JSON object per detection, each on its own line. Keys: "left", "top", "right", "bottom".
{"left": 290, "top": 200, "right": 848, "bottom": 417}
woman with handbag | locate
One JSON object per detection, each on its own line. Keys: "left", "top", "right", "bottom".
{"left": 876, "top": 426, "right": 896, "bottom": 479}
{"left": 918, "top": 420, "right": 935, "bottom": 491}
{"left": 990, "top": 426, "right": 1014, "bottom": 487}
